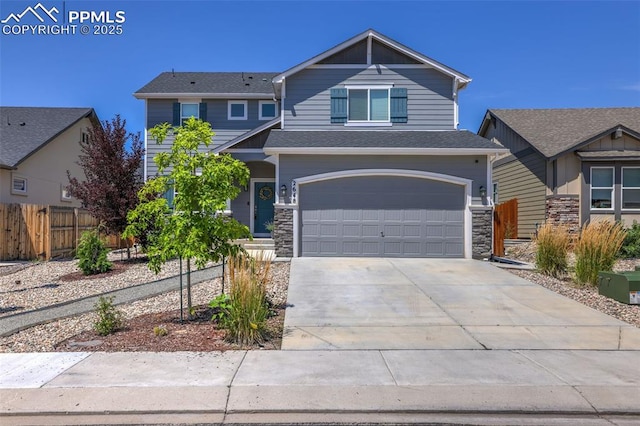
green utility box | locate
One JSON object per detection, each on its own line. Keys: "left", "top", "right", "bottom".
{"left": 598, "top": 271, "right": 640, "bottom": 304}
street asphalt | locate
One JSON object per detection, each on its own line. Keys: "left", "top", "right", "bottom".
{"left": 1, "top": 257, "right": 639, "bottom": 425}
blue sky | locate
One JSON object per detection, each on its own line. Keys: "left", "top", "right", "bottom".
{"left": 1, "top": 0, "right": 639, "bottom": 138}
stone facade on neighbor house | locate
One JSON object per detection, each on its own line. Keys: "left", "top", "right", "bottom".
{"left": 479, "top": 108, "right": 640, "bottom": 239}
{"left": 546, "top": 195, "right": 580, "bottom": 234}
{"left": 135, "top": 29, "right": 506, "bottom": 258}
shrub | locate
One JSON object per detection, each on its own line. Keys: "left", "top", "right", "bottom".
{"left": 94, "top": 296, "right": 123, "bottom": 335}
{"left": 77, "top": 229, "right": 112, "bottom": 275}
{"left": 223, "top": 253, "right": 271, "bottom": 346}
{"left": 535, "top": 222, "right": 570, "bottom": 278}
{"left": 574, "top": 220, "right": 627, "bottom": 286}
{"left": 620, "top": 220, "right": 640, "bottom": 258}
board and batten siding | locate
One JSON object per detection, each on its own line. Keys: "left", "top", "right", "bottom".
{"left": 493, "top": 152, "right": 546, "bottom": 238}
{"left": 283, "top": 67, "right": 455, "bottom": 130}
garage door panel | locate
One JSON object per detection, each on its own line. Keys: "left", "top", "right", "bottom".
{"left": 300, "top": 176, "right": 465, "bottom": 257}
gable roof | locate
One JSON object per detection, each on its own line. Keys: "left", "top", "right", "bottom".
{"left": 0, "top": 107, "right": 94, "bottom": 169}
{"left": 272, "top": 29, "right": 471, "bottom": 89}
{"left": 263, "top": 130, "right": 505, "bottom": 154}
{"left": 480, "top": 107, "right": 640, "bottom": 159}
{"left": 134, "top": 72, "right": 279, "bottom": 99}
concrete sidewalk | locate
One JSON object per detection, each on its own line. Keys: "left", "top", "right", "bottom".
{"left": 1, "top": 349, "right": 639, "bottom": 425}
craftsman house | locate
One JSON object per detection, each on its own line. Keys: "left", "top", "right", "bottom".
{"left": 478, "top": 107, "right": 640, "bottom": 237}
{"left": 135, "top": 29, "right": 506, "bottom": 258}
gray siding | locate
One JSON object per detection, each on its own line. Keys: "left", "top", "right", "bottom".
{"left": 279, "top": 154, "right": 487, "bottom": 202}
{"left": 493, "top": 152, "right": 546, "bottom": 238}
{"left": 145, "top": 99, "right": 272, "bottom": 177}
{"left": 284, "top": 67, "right": 454, "bottom": 130}
{"left": 483, "top": 118, "right": 533, "bottom": 155}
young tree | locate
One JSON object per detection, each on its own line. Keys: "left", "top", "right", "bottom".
{"left": 124, "top": 118, "right": 250, "bottom": 315}
{"left": 67, "top": 115, "right": 144, "bottom": 258}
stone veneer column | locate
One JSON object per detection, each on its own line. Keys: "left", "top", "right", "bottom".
{"left": 471, "top": 207, "right": 493, "bottom": 259}
{"left": 273, "top": 204, "right": 294, "bottom": 257}
{"left": 545, "top": 195, "right": 580, "bottom": 234}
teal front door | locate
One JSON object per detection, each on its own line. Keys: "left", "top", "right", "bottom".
{"left": 254, "top": 182, "right": 275, "bottom": 235}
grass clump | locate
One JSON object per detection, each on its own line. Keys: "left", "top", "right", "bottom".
{"left": 574, "top": 220, "right": 626, "bottom": 286}
{"left": 93, "top": 296, "right": 123, "bottom": 336}
{"left": 77, "top": 229, "right": 112, "bottom": 275}
{"left": 222, "top": 253, "right": 271, "bottom": 346}
{"left": 535, "top": 222, "right": 570, "bottom": 278}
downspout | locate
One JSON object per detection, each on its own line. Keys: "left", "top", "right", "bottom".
{"left": 452, "top": 78, "right": 459, "bottom": 130}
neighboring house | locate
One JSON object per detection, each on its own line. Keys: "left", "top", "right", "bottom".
{"left": 0, "top": 107, "right": 96, "bottom": 206}
{"left": 478, "top": 107, "right": 640, "bottom": 238}
{"left": 135, "top": 29, "right": 506, "bottom": 258}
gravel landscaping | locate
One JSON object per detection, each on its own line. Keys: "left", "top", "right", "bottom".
{"left": 0, "top": 253, "right": 289, "bottom": 353}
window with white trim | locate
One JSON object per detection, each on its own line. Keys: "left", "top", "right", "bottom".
{"left": 492, "top": 182, "right": 498, "bottom": 204}
{"left": 348, "top": 88, "right": 389, "bottom": 122}
{"left": 228, "top": 101, "right": 247, "bottom": 120}
{"left": 181, "top": 103, "right": 199, "bottom": 124}
{"left": 622, "top": 167, "right": 640, "bottom": 209}
{"left": 591, "top": 167, "right": 614, "bottom": 210}
{"left": 11, "top": 175, "right": 27, "bottom": 195}
{"left": 259, "top": 101, "right": 277, "bottom": 120}
{"left": 61, "top": 185, "right": 72, "bottom": 202}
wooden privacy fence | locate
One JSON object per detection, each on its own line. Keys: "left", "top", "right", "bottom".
{"left": 493, "top": 198, "right": 518, "bottom": 257}
{"left": 0, "top": 203, "right": 121, "bottom": 261}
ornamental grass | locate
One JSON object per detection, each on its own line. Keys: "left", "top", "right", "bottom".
{"left": 535, "top": 222, "right": 570, "bottom": 278}
{"left": 574, "top": 220, "right": 626, "bottom": 286}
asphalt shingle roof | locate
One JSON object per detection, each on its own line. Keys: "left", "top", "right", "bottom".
{"left": 135, "top": 72, "right": 279, "bottom": 95}
{"left": 487, "top": 107, "right": 640, "bottom": 159}
{"left": 264, "top": 130, "right": 503, "bottom": 150}
{"left": 0, "top": 107, "right": 93, "bottom": 168}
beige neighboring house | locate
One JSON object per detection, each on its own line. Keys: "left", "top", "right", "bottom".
{"left": 478, "top": 107, "right": 640, "bottom": 238}
{"left": 0, "top": 107, "right": 96, "bottom": 206}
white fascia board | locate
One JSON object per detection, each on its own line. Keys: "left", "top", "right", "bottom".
{"left": 264, "top": 147, "right": 509, "bottom": 156}
{"left": 133, "top": 92, "right": 274, "bottom": 100}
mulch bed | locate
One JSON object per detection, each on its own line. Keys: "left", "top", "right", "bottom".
{"left": 55, "top": 305, "right": 285, "bottom": 352}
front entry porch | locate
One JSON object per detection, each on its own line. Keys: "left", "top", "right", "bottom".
{"left": 229, "top": 160, "right": 275, "bottom": 237}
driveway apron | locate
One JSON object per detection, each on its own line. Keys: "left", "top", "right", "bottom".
{"left": 282, "top": 257, "right": 640, "bottom": 350}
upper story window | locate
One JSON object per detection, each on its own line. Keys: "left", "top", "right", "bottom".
{"left": 622, "top": 167, "right": 640, "bottom": 209}
{"left": 259, "top": 101, "right": 277, "bottom": 120}
{"left": 181, "top": 103, "right": 199, "bottom": 124}
{"left": 61, "top": 185, "right": 72, "bottom": 202}
{"left": 228, "top": 100, "right": 248, "bottom": 120}
{"left": 591, "top": 167, "right": 614, "bottom": 210}
{"left": 348, "top": 88, "right": 389, "bottom": 122}
{"left": 330, "top": 87, "right": 407, "bottom": 125}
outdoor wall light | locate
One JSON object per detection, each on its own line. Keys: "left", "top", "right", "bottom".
{"left": 479, "top": 185, "right": 487, "bottom": 198}
{"left": 280, "top": 184, "right": 287, "bottom": 200}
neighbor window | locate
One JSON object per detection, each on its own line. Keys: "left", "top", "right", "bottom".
{"left": 492, "top": 182, "right": 498, "bottom": 204}
{"left": 11, "top": 176, "right": 27, "bottom": 195}
{"left": 348, "top": 88, "right": 389, "bottom": 122}
{"left": 61, "top": 185, "right": 72, "bottom": 202}
{"left": 622, "top": 167, "right": 640, "bottom": 209}
{"left": 591, "top": 167, "right": 614, "bottom": 209}
{"left": 181, "top": 103, "right": 199, "bottom": 124}
{"left": 259, "top": 101, "right": 277, "bottom": 120}
{"left": 228, "top": 101, "right": 247, "bottom": 120}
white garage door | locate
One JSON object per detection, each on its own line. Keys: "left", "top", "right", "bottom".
{"left": 300, "top": 176, "right": 465, "bottom": 257}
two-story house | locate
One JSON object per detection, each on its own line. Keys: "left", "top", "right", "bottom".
{"left": 134, "top": 29, "right": 506, "bottom": 258}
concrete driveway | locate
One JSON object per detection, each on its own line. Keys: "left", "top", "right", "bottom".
{"left": 283, "top": 258, "right": 640, "bottom": 350}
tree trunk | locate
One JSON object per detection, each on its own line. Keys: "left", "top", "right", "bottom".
{"left": 186, "top": 258, "right": 193, "bottom": 319}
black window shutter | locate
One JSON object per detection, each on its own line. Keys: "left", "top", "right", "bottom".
{"left": 172, "top": 102, "right": 180, "bottom": 126}
{"left": 390, "top": 88, "right": 408, "bottom": 123}
{"left": 199, "top": 102, "right": 207, "bottom": 122}
{"left": 330, "top": 88, "right": 348, "bottom": 123}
